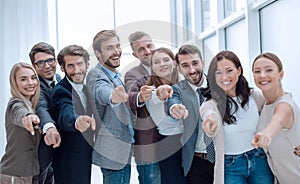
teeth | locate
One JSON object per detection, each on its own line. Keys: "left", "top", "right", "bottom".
{"left": 223, "top": 81, "right": 230, "bottom": 85}
{"left": 260, "top": 81, "right": 269, "bottom": 85}
{"left": 111, "top": 56, "right": 119, "bottom": 60}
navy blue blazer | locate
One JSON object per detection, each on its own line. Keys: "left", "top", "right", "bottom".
{"left": 50, "top": 77, "right": 95, "bottom": 184}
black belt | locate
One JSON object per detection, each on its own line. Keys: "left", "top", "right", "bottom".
{"left": 194, "top": 152, "right": 208, "bottom": 160}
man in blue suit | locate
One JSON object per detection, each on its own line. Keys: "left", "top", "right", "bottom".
{"left": 166, "top": 45, "right": 214, "bottom": 184}
{"left": 50, "top": 45, "right": 96, "bottom": 184}
{"left": 29, "top": 42, "right": 61, "bottom": 184}
{"left": 86, "top": 30, "right": 134, "bottom": 184}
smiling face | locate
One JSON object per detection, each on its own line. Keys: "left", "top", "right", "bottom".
{"left": 16, "top": 68, "right": 39, "bottom": 99}
{"left": 33, "top": 52, "right": 57, "bottom": 80}
{"left": 151, "top": 51, "right": 174, "bottom": 80}
{"left": 62, "top": 55, "right": 88, "bottom": 84}
{"left": 132, "top": 36, "right": 155, "bottom": 66}
{"left": 252, "top": 57, "right": 283, "bottom": 93}
{"left": 215, "top": 58, "right": 241, "bottom": 97}
{"left": 98, "top": 36, "right": 122, "bottom": 72}
{"left": 177, "top": 53, "right": 204, "bottom": 87}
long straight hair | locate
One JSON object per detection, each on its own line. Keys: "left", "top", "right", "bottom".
{"left": 147, "top": 47, "right": 179, "bottom": 87}
{"left": 9, "top": 62, "right": 40, "bottom": 110}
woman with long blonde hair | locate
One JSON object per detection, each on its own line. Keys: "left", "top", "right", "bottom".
{"left": 0, "top": 62, "right": 41, "bottom": 184}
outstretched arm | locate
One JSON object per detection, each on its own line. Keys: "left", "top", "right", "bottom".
{"left": 252, "top": 102, "right": 294, "bottom": 148}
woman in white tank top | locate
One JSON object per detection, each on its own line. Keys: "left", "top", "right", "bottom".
{"left": 251, "top": 52, "right": 300, "bottom": 183}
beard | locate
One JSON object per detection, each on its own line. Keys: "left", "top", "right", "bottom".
{"left": 187, "top": 69, "right": 203, "bottom": 86}
{"left": 103, "top": 58, "right": 120, "bottom": 69}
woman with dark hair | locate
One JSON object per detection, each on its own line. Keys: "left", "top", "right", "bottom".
{"left": 251, "top": 52, "right": 300, "bottom": 183}
{"left": 200, "top": 51, "right": 273, "bottom": 183}
{"left": 0, "top": 62, "right": 41, "bottom": 184}
{"left": 146, "top": 47, "right": 185, "bottom": 183}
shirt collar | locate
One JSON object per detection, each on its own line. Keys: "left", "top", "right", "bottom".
{"left": 43, "top": 75, "right": 57, "bottom": 87}
{"left": 66, "top": 77, "right": 84, "bottom": 91}
{"left": 141, "top": 63, "right": 151, "bottom": 75}
{"left": 187, "top": 75, "right": 207, "bottom": 92}
{"left": 102, "top": 65, "right": 121, "bottom": 79}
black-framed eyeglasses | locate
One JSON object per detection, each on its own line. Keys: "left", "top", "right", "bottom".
{"left": 34, "top": 58, "right": 56, "bottom": 68}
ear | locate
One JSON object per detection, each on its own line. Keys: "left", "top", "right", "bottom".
{"left": 201, "top": 59, "right": 205, "bottom": 67}
{"left": 177, "top": 65, "right": 182, "bottom": 74}
{"left": 94, "top": 50, "right": 102, "bottom": 60}
{"left": 279, "top": 70, "right": 284, "bottom": 80}
{"left": 132, "top": 52, "right": 138, "bottom": 59}
{"left": 61, "top": 66, "right": 65, "bottom": 73}
{"left": 237, "top": 66, "right": 242, "bottom": 76}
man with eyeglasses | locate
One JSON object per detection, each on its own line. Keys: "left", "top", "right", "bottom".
{"left": 29, "top": 42, "right": 61, "bottom": 184}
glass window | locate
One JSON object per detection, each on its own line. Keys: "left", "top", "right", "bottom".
{"left": 203, "top": 35, "right": 217, "bottom": 73}
{"left": 224, "top": 0, "right": 246, "bottom": 17}
{"left": 201, "top": 0, "right": 211, "bottom": 30}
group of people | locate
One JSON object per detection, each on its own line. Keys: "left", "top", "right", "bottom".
{"left": 0, "top": 29, "right": 299, "bottom": 184}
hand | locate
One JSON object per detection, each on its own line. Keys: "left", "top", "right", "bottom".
{"left": 202, "top": 114, "right": 218, "bottom": 136}
{"left": 156, "top": 85, "right": 173, "bottom": 101}
{"left": 111, "top": 86, "right": 128, "bottom": 104}
{"left": 170, "top": 104, "right": 188, "bottom": 119}
{"left": 294, "top": 145, "right": 300, "bottom": 156}
{"left": 251, "top": 132, "right": 272, "bottom": 148}
{"left": 75, "top": 115, "right": 96, "bottom": 133}
{"left": 138, "top": 85, "right": 155, "bottom": 103}
{"left": 21, "top": 114, "right": 40, "bottom": 135}
{"left": 44, "top": 127, "right": 61, "bottom": 148}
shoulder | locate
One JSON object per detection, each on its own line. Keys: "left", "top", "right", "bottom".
{"left": 125, "top": 64, "right": 147, "bottom": 80}
{"left": 8, "top": 98, "right": 25, "bottom": 107}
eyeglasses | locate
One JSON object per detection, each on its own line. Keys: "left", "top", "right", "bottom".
{"left": 34, "top": 58, "right": 56, "bottom": 68}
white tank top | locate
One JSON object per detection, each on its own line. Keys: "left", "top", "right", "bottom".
{"left": 224, "top": 95, "right": 259, "bottom": 154}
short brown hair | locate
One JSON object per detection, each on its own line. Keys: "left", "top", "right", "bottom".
{"left": 29, "top": 42, "right": 55, "bottom": 64}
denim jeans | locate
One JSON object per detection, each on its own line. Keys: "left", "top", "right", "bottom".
{"left": 136, "top": 162, "right": 161, "bottom": 184}
{"left": 101, "top": 164, "right": 131, "bottom": 184}
{"left": 225, "top": 148, "right": 274, "bottom": 184}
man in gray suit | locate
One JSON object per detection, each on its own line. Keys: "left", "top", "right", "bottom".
{"left": 86, "top": 30, "right": 134, "bottom": 184}
{"left": 166, "top": 45, "right": 214, "bottom": 184}
{"left": 29, "top": 42, "right": 61, "bottom": 184}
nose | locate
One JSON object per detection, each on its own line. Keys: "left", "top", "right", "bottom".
{"left": 113, "top": 47, "right": 121, "bottom": 54}
{"left": 188, "top": 65, "right": 196, "bottom": 73}
{"left": 222, "top": 72, "right": 228, "bottom": 80}
{"left": 44, "top": 61, "right": 51, "bottom": 68}
{"left": 28, "top": 78, "right": 35, "bottom": 84}
{"left": 145, "top": 47, "right": 151, "bottom": 55}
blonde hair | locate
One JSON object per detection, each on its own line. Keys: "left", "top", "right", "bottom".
{"left": 9, "top": 62, "right": 40, "bottom": 110}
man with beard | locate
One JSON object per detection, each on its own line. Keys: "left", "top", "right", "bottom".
{"left": 166, "top": 45, "right": 215, "bottom": 184}
{"left": 86, "top": 30, "right": 134, "bottom": 184}
{"left": 50, "top": 45, "right": 96, "bottom": 184}
{"left": 124, "top": 31, "right": 161, "bottom": 184}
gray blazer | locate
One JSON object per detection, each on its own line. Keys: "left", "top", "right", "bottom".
{"left": 0, "top": 98, "right": 40, "bottom": 176}
{"left": 86, "top": 63, "right": 133, "bottom": 170}
{"left": 167, "top": 80, "right": 204, "bottom": 176}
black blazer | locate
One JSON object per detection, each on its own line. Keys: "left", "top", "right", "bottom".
{"left": 36, "top": 74, "right": 61, "bottom": 128}
{"left": 50, "top": 77, "right": 96, "bottom": 184}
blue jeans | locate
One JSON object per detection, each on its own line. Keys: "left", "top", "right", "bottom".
{"left": 136, "top": 162, "right": 161, "bottom": 184}
{"left": 101, "top": 164, "right": 131, "bottom": 184}
{"left": 225, "top": 148, "right": 274, "bottom": 184}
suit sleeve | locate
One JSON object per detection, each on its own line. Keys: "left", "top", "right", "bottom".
{"left": 124, "top": 69, "right": 146, "bottom": 113}
{"left": 9, "top": 99, "right": 33, "bottom": 128}
{"left": 36, "top": 84, "right": 56, "bottom": 128}
{"left": 166, "top": 85, "right": 182, "bottom": 115}
{"left": 50, "top": 87, "right": 78, "bottom": 132}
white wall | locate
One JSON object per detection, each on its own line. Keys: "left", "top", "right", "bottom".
{"left": 260, "top": 0, "right": 300, "bottom": 104}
